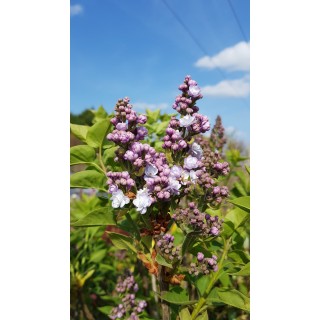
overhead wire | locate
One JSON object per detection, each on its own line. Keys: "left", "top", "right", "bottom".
{"left": 160, "top": 0, "right": 249, "bottom": 107}
{"left": 226, "top": 0, "right": 249, "bottom": 43}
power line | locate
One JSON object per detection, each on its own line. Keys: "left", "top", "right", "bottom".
{"left": 160, "top": 0, "right": 249, "bottom": 107}
{"left": 226, "top": 0, "right": 249, "bottom": 42}
{"left": 160, "top": 0, "right": 209, "bottom": 55}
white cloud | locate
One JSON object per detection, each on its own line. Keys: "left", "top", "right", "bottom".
{"left": 133, "top": 102, "right": 169, "bottom": 111}
{"left": 225, "top": 126, "right": 246, "bottom": 139}
{"left": 70, "top": 4, "right": 83, "bottom": 16}
{"left": 195, "top": 41, "right": 250, "bottom": 71}
{"left": 201, "top": 76, "right": 250, "bottom": 98}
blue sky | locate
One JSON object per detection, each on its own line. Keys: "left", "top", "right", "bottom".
{"left": 71, "top": 0, "right": 250, "bottom": 143}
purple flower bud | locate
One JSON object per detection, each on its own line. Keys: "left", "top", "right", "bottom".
{"left": 116, "top": 122, "right": 127, "bottom": 131}
{"left": 197, "top": 252, "right": 204, "bottom": 262}
{"left": 210, "top": 227, "right": 219, "bottom": 236}
{"left": 213, "top": 186, "right": 220, "bottom": 194}
{"left": 137, "top": 114, "right": 147, "bottom": 124}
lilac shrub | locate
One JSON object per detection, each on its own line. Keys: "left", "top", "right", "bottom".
{"left": 70, "top": 75, "right": 250, "bottom": 320}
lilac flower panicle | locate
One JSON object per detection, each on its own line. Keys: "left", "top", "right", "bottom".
{"left": 189, "top": 253, "right": 219, "bottom": 276}
{"left": 173, "top": 203, "right": 223, "bottom": 237}
{"left": 156, "top": 233, "right": 181, "bottom": 261}
{"left": 110, "top": 274, "right": 147, "bottom": 320}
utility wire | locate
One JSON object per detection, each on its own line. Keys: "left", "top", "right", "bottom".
{"left": 160, "top": 0, "right": 249, "bottom": 107}
{"left": 226, "top": 0, "right": 249, "bottom": 42}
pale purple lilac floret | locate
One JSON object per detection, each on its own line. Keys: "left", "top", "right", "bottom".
{"left": 189, "top": 142, "right": 203, "bottom": 159}
{"left": 110, "top": 190, "right": 130, "bottom": 209}
{"left": 133, "top": 188, "right": 153, "bottom": 214}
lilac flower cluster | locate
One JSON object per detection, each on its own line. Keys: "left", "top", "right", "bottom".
{"left": 211, "top": 115, "right": 227, "bottom": 152}
{"left": 107, "top": 97, "right": 148, "bottom": 145}
{"left": 123, "top": 142, "right": 183, "bottom": 201}
{"left": 156, "top": 233, "right": 181, "bottom": 261}
{"left": 106, "top": 171, "right": 136, "bottom": 208}
{"left": 195, "top": 135, "right": 230, "bottom": 179}
{"left": 173, "top": 75, "right": 203, "bottom": 115}
{"left": 162, "top": 76, "right": 210, "bottom": 154}
{"left": 189, "top": 253, "right": 218, "bottom": 276}
{"left": 110, "top": 274, "right": 147, "bottom": 320}
{"left": 115, "top": 274, "right": 139, "bottom": 293}
{"left": 107, "top": 171, "right": 135, "bottom": 194}
{"left": 162, "top": 126, "right": 187, "bottom": 151}
{"left": 172, "top": 202, "right": 224, "bottom": 236}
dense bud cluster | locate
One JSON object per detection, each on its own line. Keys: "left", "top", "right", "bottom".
{"left": 163, "top": 76, "right": 210, "bottom": 152}
{"left": 172, "top": 202, "right": 223, "bottom": 236}
{"left": 110, "top": 274, "right": 147, "bottom": 320}
{"left": 156, "top": 233, "right": 181, "bottom": 261}
{"left": 107, "top": 97, "right": 148, "bottom": 145}
{"left": 211, "top": 115, "right": 227, "bottom": 152}
{"left": 173, "top": 75, "right": 202, "bottom": 115}
{"left": 195, "top": 135, "right": 230, "bottom": 179}
{"left": 189, "top": 253, "right": 218, "bottom": 276}
{"left": 107, "top": 171, "right": 136, "bottom": 193}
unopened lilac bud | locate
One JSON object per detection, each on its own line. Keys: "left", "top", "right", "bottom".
{"left": 213, "top": 186, "right": 220, "bottom": 194}
{"left": 116, "top": 122, "right": 127, "bottom": 131}
{"left": 210, "top": 227, "right": 219, "bottom": 236}
{"left": 189, "top": 202, "right": 195, "bottom": 209}
{"left": 197, "top": 252, "right": 204, "bottom": 262}
{"left": 207, "top": 258, "right": 215, "bottom": 266}
{"left": 137, "top": 114, "right": 147, "bottom": 124}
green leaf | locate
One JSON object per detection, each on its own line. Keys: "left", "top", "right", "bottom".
{"left": 92, "top": 106, "right": 108, "bottom": 123}
{"left": 72, "top": 207, "right": 116, "bottom": 227}
{"left": 195, "top": 275, "right": 210, "bottom": 296}
{"left": 155, "top": 254, "right": 173, "bottom": 268}
{"left": 225, "top": 207, "right": 249, "bottom": 231}
{"left": 98, "top": 305, "right": 113, "bottom": 315}
{"left": 146, "top": 108, "right": 160, "bottom": 123}
{"left": 70, "top": 145, "right": 96, "bottom": 165}
{"left": 207, "top": 288, "right": 250, "bottom": 312}
{"left": 70, "top": 170, "right": 106, "bottom": 189}
{"left": 229, "top": 196, "right": 250, "bottom": 213}
{"left": 229, "top": 262, "right": 250, "bottom": 276}
{"left": 90, "top": 249, "right": 107, "bottom": 263}
{"left": 179, "top": 307, "right": 192, "bottom": 320}
{"left": 103, "top": 146, "right": 118, "bottom": 165}
{"left": 182, "top": 231, "right": 201, "bottom": 256}
{"left": 155, "top": 120, "right": 170, "bottom": 135}
{"left": 233, "top": 182, "right": 248, "bottom": 197}
{"left": 70, "top": 124, "right": 89, "bottom": 143}
{"left": 160, "top": 287, "right": 195, "bottom": 305}
{"left": 86, "top": 119, "right": 111, "bottom": 148}
{"left": 108, "top": 232, "right": 137, "bottom": 253}
{"left": 245, "top": 165, "right": 250, "bottom": 174}
{"left": 228, "top": 250, "right": 250, "bottom": 265}
{"left": 196, "top": 311, "right": 209, "bottom": 320}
